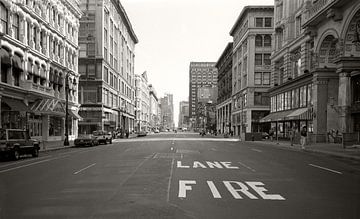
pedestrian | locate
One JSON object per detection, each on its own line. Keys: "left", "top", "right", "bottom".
{"left": 269, "top": 128, "right": 274, "bottom": 142}
{"left": 289, "top": 127, "right": 295, "bottom": 146}
{"left": 300, "top": 126, "right": 307, "bottom": 149}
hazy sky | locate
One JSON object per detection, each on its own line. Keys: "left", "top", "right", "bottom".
{"left": 121, "top": 0, "right": 273, "bottom": 126}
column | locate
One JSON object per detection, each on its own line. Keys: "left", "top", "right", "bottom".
{"left": 7, "top": 53, "right": 13, "bottom": 86}
{"left": 36, "top": 26, "right": 41, "bottom": 51}
{"left": 338, "top": 72, "right": 352, "bottom": 133}
{"left": 312, "top": 73, "right": 329, "bottom": 142}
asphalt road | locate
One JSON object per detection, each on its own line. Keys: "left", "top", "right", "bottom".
{"left": 0, "top": 133, "right": 359, "bottom": 218}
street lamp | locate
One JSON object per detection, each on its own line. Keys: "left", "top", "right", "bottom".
{"left": 64, "top": 72, "right": 69, "bottom": 146}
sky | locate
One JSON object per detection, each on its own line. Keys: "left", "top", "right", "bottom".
{"left": 121, "top": 0, "right": 274, "bottom": 126}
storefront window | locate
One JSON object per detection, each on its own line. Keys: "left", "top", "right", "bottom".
{"left": 49, "top": 116, "right": 62, "bottom": 136}
{"left": 292, "top": 88, "right": 299, "bottom": 108}
{"left": 300, "top": 86, "right": 307, "bottom": 107}
{"left": 28, "top": 114, "right": 42, "bottom": 137}
{"left": 307, "top": 84, "right": 313, "bottom": 106}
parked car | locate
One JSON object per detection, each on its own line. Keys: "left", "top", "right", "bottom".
{"left": 74, "top": 134, "right": 99, "bottom": 147}
{"left": 137, "top": 131, "right": 147, "bottom": 137}
{"left": 92, "top": 131, "right": 113, "bottom": 144}
{"left": 0, "top": 129, "right": 40, "bottom": 160}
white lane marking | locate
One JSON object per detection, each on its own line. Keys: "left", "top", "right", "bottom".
{"left": 309, "top": 164, "right": 342, "bottom": 175}
{"left": 252, "top": 149, "right": 262, "bottom": 153}
{"left": 167, "top": 158, "right": 175, "bottom": 202}
{"left": 74, "top": 163, "right": 96, "bottom": 175}
{"left": 0, "top": 159, "right": 52, "bottom": 173}
{"left": 238, "top": 161, "right": 256, "bottom": 172}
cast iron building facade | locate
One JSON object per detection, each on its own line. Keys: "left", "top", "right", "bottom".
{"left": 135, "top": 71, "right": 149, "bottom": 132}
{"left": 230, "top": 6, "right": 273, "bottom": 138}
{"left": 216, "top": 42, "right": 233, "bottom": 134}
{"left": 77, "top": 0, "right": 138, "bottom": 134}
{"left": 0, "top": 0, "right": 82, "bottom": 143}
{"left": 188, "top": 62, "right": 217, "bottom": 129}
{"left": 260, "top": 0, "right": 360, "bottom": 145}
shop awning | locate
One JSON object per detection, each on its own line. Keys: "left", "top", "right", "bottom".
{"left": 2, "top": 98, "right": 29, "bottom": 112}
{"left": 68, "top": 109, "right": 82, "bottom": 120}
{"left": 259, "top": 110, "right": 293, "bottom": 123}
{"left": 286, "top": 108, "right": 308, "bottom": 120}
{"left": 0, "top": 48, "right": 11, "bottom": 65}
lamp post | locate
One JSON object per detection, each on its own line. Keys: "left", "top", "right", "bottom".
{"left": 64, "top": 72, "right": 69, "bottom": 146}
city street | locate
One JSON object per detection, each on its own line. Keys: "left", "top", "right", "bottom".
{"left": 0, "top": 133, "right": 359, "bottom": 218}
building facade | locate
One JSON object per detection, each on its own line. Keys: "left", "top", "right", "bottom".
{"left": 0, "top": 0, "right": 82, "bottom": 143}
{"left": 148, "top": 84, "right": 160, "bottom": 131}
{"left": 160, "top": 93, "right": 174, "bottom": 130}
{"left": 178, "top": 101, "right": 189, "bottom": 130}
{"left": 135, "top": 71, "right": 149, "bottom": 132}
{"left": 230, "top": 6, "right": 273, "bottom": 138}
{"left": 216, "top": 42, "right": 233, "bottom": 134}
{"left": 77, "top": 0, "right": 138, "bottom": 134}
{"left": 188, "top": 62, "right": 217, "bottom": 130}
{"left": 261, "top": 0, "right": 360, "bottom": 145}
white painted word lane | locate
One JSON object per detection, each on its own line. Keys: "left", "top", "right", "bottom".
{"left": 176, "top": 160, "right": 285, "bottom": 201}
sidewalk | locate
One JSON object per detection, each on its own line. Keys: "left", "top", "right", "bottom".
{"left": 210, "top": 133, "right": 360, "bottom": 161}
{"left": 39, "top": 134, "right": 138, "bottom": 152}
{"left": 252, "top": 139, "right": 360, "bottom": 161}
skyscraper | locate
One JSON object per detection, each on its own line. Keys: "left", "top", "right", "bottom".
{"left": 188, "top": 62, "right": 218, "bottom": 130}
{"left": 160, "top": 93, "right": 174, "bottom": 130}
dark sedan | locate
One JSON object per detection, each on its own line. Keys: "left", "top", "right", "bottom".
{"left": 74, "top": 134, "right": 99, "bottom": 147}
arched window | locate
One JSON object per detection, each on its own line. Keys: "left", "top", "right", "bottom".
{"left": 12, "top": 13, "right": 20, "bottom": 40}
{"left": 264, "top": 35, "right": 272, "bottom": 47}
{"left": 0, "top": 2, "right": 8, "bottom": 34}
{"left": 255, "top": 35, "right": 263, "bottom": 47}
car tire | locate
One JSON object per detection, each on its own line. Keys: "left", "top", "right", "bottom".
{"left": 109, "top": 139, "right": 112, "bottom": 144}
{"left": 104, "top": 139, "right": 108, "bottom": 145}
{"left": 32, "top": 147, "right": 39, "bottom": 157}
{"left": 13, "top": 148, "right": 20, "bottom": 160}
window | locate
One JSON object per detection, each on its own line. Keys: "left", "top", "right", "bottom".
{"left": 263, "top": 72, "right": 270, "bottom": 85}
{"left": 88, "top": 64, "right": 95, "bottom": 76}
{"left": 255, "top": 35, "right": 263, "bottom": 47}
{"left": 264, "top": 35, "right": 271, "bottom": 47}
{"left": 0, "top": 3, "right": 8, "bottom": 34}
{"left": 299, "top": 86, "right": 307, "bottom": 107}
{"left": 254, "top": 72, "right": 262, "bottom": 85}
{"left": 87, "top": 43, "right": 95, "bottom": 56}
{"left": 79, "top": 44, "right": 87, "bottom": 57}
{"left": 255, "top": 54, "right": 262, "bottom": 65}
{"left": 255, "top": 18, "right": 263, "bottom": 27}
{"left": 104, "top": 67, "right": 108, "bottom": 83}
{"left": 265, "top": 18, "right": 272, "bottom": 27}
{"left": 264, "top": 54, "right": 271, "bottom": 65}
{"left": 78, "top": 64, "right": 86, "bottom": 75}
{"left": 12, "top": 14, "right": 20, "bottom": 40}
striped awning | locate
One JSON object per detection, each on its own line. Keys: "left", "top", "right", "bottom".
{"left": 260, "top": 107, "right": 314, "bottom": 123}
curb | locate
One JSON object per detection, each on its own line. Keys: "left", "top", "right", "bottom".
{"left": 40, "top": 145, "right": 74, "bottom": 152}
{"left": 250, "top": 141, "right": 360, "bottom": 161}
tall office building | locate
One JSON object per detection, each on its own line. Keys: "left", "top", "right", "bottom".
{"left": 188, "top": 62, "right": 217, "bottom": 129}
{"left": 0, "top": 0, "right": 82, "bottom": 143}
{"left": 160, "top": 93, "right": 174, "bottom": 130}
{"left": 148, "top": 84, "right": 160, "bottom": 131}
{"left": 178, "top": 101, "right": 189, "bottom": 129}
{"left": 230, "top": 6, "right": 274, "bottom": 137}
{"left": 77, "top": 0, "right": 138, "bottom": 134}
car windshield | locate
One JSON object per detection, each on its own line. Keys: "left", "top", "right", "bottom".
{"left": 92, "top": 131, "right": 103, "bottom": 136}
